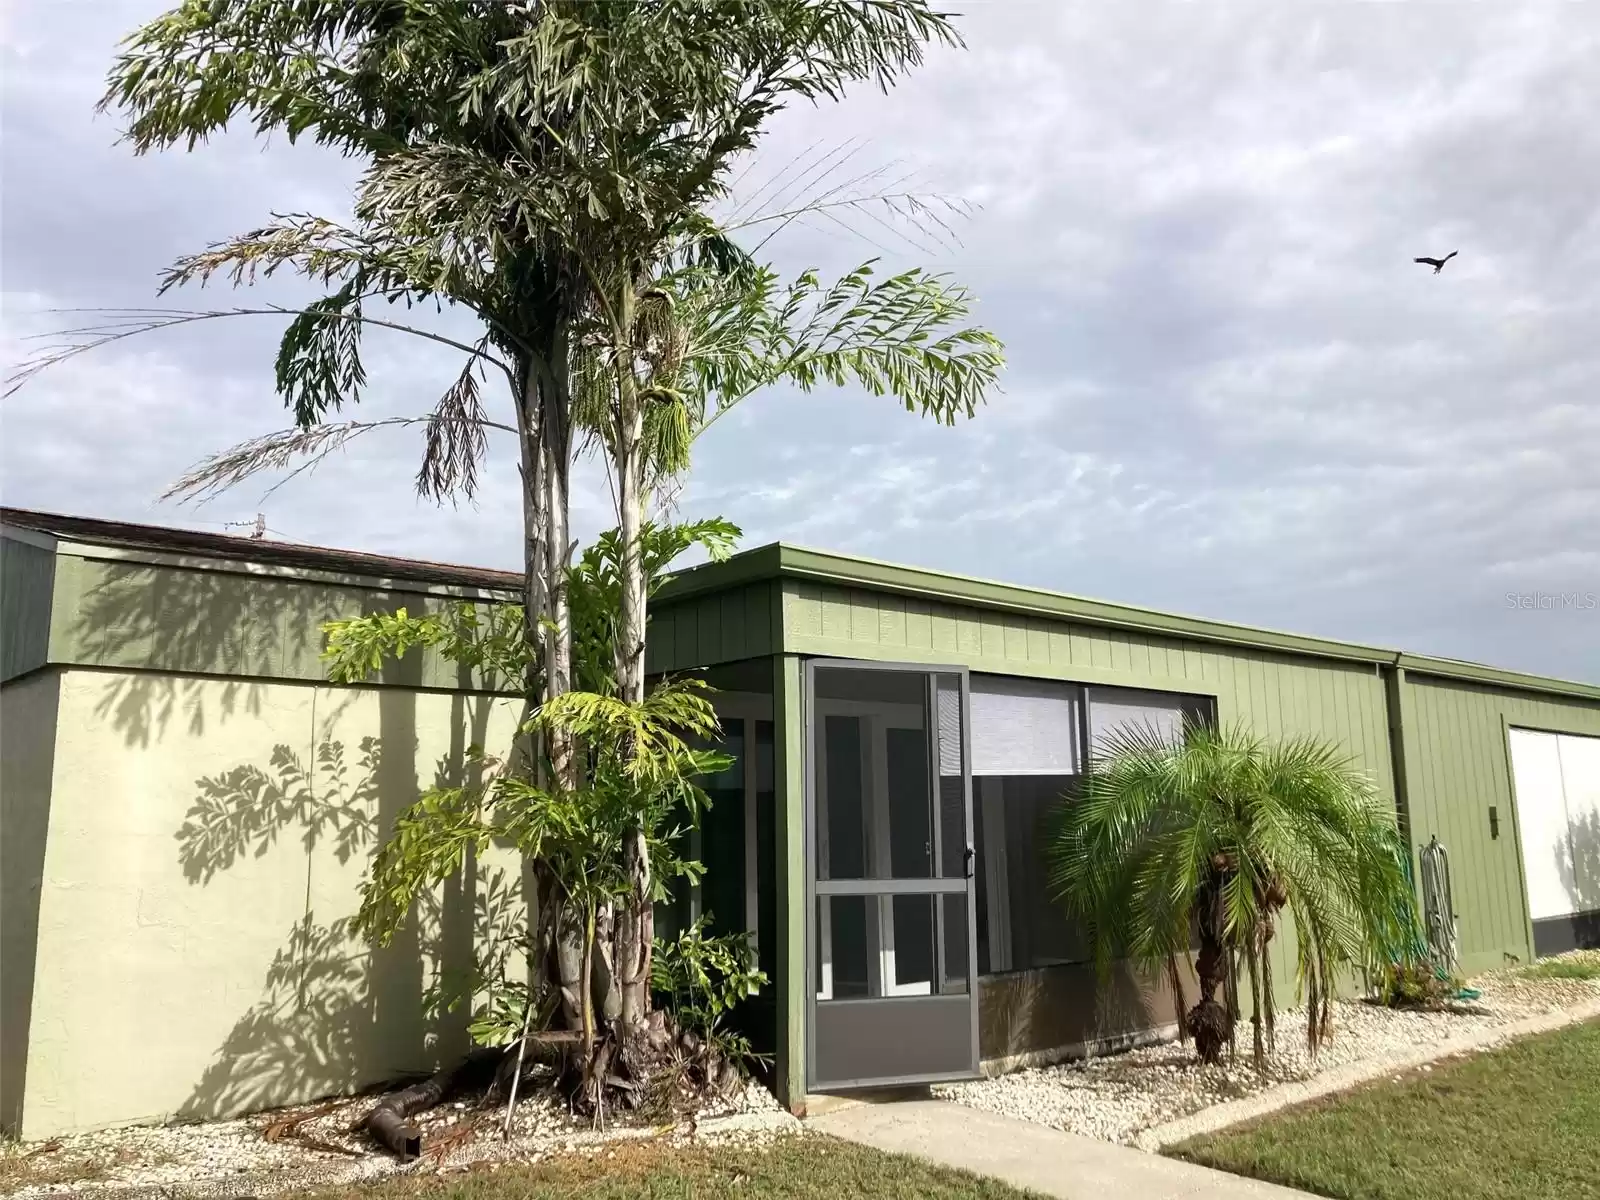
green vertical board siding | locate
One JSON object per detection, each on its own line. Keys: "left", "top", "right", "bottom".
{"left": 781, "top": 580, "right": 1393, "bottom": 788}
{"left": 772, "top": 654, "right": 805, "bottom": 1111}
{"left": 1401, "top": 674, "right": 1600, "bottom": 973}
{"left": 783, "top": 579, "right": 1396, "bottom": 1009}
{"left": 1, "top": 535, "right": 55, "bottom": 682}
{"left": 647, "top": 581, "right": 779, "bottom": 675}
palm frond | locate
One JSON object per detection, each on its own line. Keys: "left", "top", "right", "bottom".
{"left": 163, "top": 414, "right": 516, "bottom": 507}
{"left": 417, "top": 345, "right": 491, "bottom": 503}
{"left": 1049, "top": 720, "right": 1415, "bottom": 1064}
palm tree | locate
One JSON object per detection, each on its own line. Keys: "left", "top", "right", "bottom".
{"left": 59, "top": 0, "right": 1004, "bottom": 1047}
{"left": 1049, "top": 722, "right": 1414, "bottom": 1068}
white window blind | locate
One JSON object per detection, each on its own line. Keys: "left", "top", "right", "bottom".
{"left": 1086, "top": 687, "right": 1186, "bottom": 759}
{"left": 937, "top": 676, "right": 962, "bottom": 776}
{"left": 1511, "top": 728, "right": 1600, "bottom": 922}
{"left": 967, "top": 674, "right": 1082, "bottom": 777}
{"left": 1511, "top": 729, "right": 1574, "bottom": 921}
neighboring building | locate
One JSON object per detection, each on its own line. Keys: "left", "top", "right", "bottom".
{"left": 3, "top": 507, "right": 1598, "bottom": 1138}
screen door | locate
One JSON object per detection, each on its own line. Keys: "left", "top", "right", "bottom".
{"left": 806, "top": 660, "right": 978, "bottom": 1089}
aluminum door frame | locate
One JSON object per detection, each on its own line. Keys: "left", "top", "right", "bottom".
{"left": 803, "top": 656, "right": 980, "bottom": 1090}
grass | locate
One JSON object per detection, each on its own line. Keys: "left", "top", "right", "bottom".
{"left": 0, "top": 1141, "right": 148, "bottom": 1190}
{"left": 289, "top": 1134, "right": 1038, "bottom": 1199}
{"left": 1171, "top": 1017, "right": 1600, "bottom": 1200}
{"left": 1518, "top": 957, "right": 1600, "bottom": 982}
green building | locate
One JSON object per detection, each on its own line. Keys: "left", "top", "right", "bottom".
{"left": 3, "top": 507, "right": 1598, "bottom": 1138}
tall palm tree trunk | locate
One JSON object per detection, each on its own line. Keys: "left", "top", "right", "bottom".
{"left": 1189, "top": 869, "right": 1234, "bottom": 1065}
{"left": 611, "top": 278, "right": 654, "bottom": 1031}
{"left": 518, "top": 342, "right": 593, "bottom": 1039}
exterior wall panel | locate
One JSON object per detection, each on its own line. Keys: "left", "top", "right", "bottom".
{"left": 978, "top": 960, "right": 1196, "bottom": 1069}
{"left": 1, "top": 670, "right": 62, "bottom": 1134}
{"left": 1, "top": 534, "right": 56, "bottom": 681}
{"left": 783, "top": 579, "right": 1397, "bottom": 1022}
{"left": 647, "top": 581, "right": 779, "bottom": 675}
{"left": 783, "top": 581, "right": 1393, "bottom": 793}
{"left": 14, "top": 668, "right": 527, "bottom": 1138}
{"left": 1402, "top": 673, "right": 1600, "bottom": 973}
{"left": 46, "top": 554, "right": 516, "bottom": 694}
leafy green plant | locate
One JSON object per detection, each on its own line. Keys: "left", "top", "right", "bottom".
{"left": 652, "top": 917, "right": 770, "bottom": 1083}
{"left": 566, "top": 518, "right": 741, "bottom": 698}
{"left": 49, "top": 0, "right": 1007, "bottom": 1120}
{"left": 323, "top": 520, "right": 734, "bottom": 1083}
{"left": 652, "top": 918, "right": 768, "bottom": 1035}
{"left": 1051, "top": 722, "right": 1416, "bottom": 1068}
{"left": 1373, "top": 961, "right": 1461, "bottom": 1009}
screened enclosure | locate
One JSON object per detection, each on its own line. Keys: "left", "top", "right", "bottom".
{"left": 799, "top": 661, "right": 1213, "bottom": 1090}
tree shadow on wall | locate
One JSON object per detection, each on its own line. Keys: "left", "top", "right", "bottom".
{"left": 1555, "top": 809, "right": 1600, "bottom": 951}
{"left": 177, "top": 737, "right": 380, "bottom": 884}
{"left": 177, "top": 874, "right": 528, "bottom": 1122}
{"left": 61, "top": 554, "right": 531, "bottom": 1121}
{"left": 173, "top": 693, "right": 530, "bottom": 1122}
{"left": 69, "top": 558, "right": 343, "bottom": 748}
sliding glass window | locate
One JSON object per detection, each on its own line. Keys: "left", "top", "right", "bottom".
{"left": 971, "top": 677, "right": 1213, "bottom": 976}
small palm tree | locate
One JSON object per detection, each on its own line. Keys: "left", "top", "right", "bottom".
{"left": 1049, "top": 722, "right": 1413, "bottom": 1068}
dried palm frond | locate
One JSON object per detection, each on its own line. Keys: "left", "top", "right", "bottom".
{"left": 165, "top": 414, "right": 514, "bottom": 507}
{"left": 417, "top": 343, "right": 492, "bottom": 503}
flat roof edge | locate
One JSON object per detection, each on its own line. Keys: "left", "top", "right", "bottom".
{"left": 658, "top": 542, "right": 1600, "bottom": 704}
{"left": 1396, "top": 653, "right": 1600, "bottom": 703}
{"left": 2, "top": 507, "right": 522, "bottom": 596}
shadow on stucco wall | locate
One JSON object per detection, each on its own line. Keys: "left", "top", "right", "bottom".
{"left": 172, "top": 685, "right": 528, "bottom": 1121}
{"left": 50, "top": 563, "right": 530, "bottom": 1124}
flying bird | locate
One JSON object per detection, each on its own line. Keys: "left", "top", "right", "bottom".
{"left": 1414, "top": 251, "right": 1458, "bottom": 274}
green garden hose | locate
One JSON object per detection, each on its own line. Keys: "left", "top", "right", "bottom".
{"left": 1419, "top": 837, "right": 1481, "bottom": 1001}
{"left": 1383, "top": 843, "right": 1480, "bottom": 1002}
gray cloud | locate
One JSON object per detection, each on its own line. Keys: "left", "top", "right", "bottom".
{"left": 3, "top": 1, "right": 1596, "bottom": 681}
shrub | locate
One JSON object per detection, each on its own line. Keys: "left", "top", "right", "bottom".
{"left": 1374, "top": 960, "right": 1459, "bottom": 1008}
{"left": 652, "top": 918, "right": 769, "bottom": 1071}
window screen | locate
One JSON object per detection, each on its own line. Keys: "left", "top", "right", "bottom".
{"left": 970, "top": 683, "right": 1213, "bottom": 976}
{"left": 1086, "top": 686, "right": 1192, "bottom": 759}
{"left": 973, "top": 774, "right": 1087, "bottom": 974}
{"left": 968, "top": 674, "right": 1082, "bottom": 776}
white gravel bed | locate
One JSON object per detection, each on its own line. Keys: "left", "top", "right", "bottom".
{"left": 1, "top": 1075, "right": 792, "bottom": 1198}
{"left": 933, "top": 954, "right": 1600, "bottom": 1148}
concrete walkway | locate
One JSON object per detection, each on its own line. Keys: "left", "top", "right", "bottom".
{"left": 809, "top": 1098, "right": 1314, "bottom": 1200}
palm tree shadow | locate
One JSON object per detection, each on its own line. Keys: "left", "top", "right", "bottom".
{"left": 1554, "top": 809, "right": 1600, "bottom": 951}
{"left": 176, "top": 720, "right": 529, "bottom": 1121}
{"left": 176, "top": 738, "right": 382, "bottom": 885}
{"left": 70, "top": 559, "right": 337, "bottom": 748}
{"left": 21, "top": 550, "right": 531, "bottom": 1124}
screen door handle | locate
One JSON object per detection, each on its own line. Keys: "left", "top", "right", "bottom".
{"left": 964, "top": 846, "right": 976, "bottom": 879}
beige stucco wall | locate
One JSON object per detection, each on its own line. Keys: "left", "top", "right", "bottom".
{"left": 11, "top": 666, "right": 526, "bottom": 1139}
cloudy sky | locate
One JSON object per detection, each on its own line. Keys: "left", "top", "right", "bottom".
{"left": 3, "top": 3, "right": 1597, "bottom": 682}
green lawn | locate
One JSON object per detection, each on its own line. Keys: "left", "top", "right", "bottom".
{"left": 1518, "top": 956, "right": 1600, "bottom": 982}
{"left": 298, "top": 1134, "right": 1037, "bottom": 1200}
{"left": 1171, "top": 1018, "right": 1600, "bottom": 1200}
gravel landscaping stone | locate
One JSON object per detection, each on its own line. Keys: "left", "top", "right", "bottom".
{"left": 933, "top": 952, "right": 1600, "bottom": 1149}
{"left": 0, "top": 1072, "right": 793, "bottom": 1198}
{"left": 6, "top": 956, "right": 1595, "bottom": 1193}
